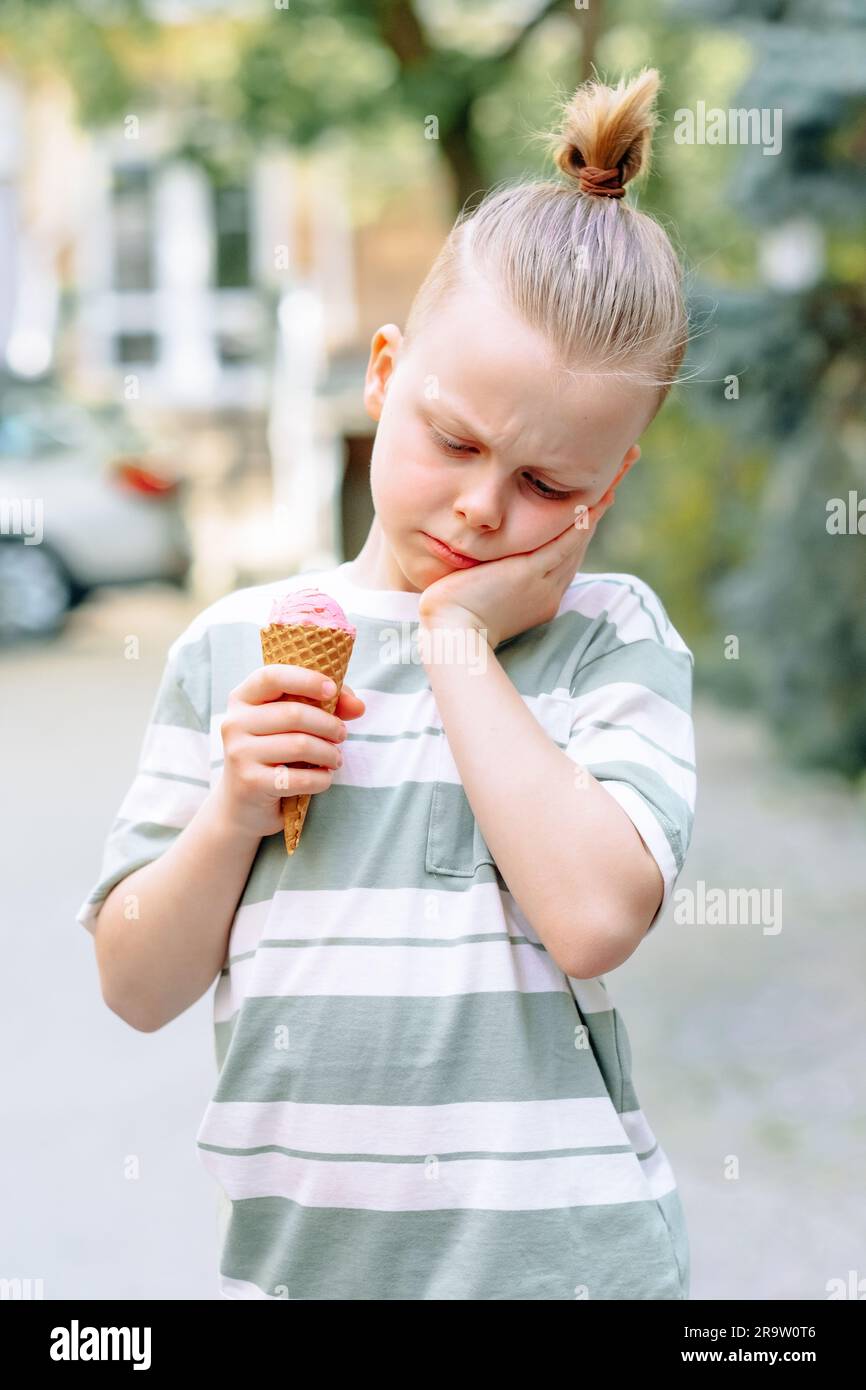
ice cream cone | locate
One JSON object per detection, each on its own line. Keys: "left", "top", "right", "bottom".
{"left": 259, "top": 596, "right": 356, "bottom": 854}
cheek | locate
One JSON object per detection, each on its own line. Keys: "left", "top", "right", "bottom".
{"left": 510, "top": 504, "right": 568, "bottom": 549}
{"left": 372, "top": 431, "right": 439, "bottom": 511}
{"left": 369, "top": 449, "right": 427, "bottom": 529}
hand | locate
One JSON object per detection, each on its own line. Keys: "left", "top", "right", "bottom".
{"left": 417, "top": 489, "right": 616, "bottom": 649}
{"left": 216, "top": 664, "right": 366, "bottom": 839}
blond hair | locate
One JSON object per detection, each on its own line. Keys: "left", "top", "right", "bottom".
{"left": 404, "top": 67, "right": 689, "bottom": 420}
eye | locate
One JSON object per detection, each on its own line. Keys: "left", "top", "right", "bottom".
{"left": 428, "top": 426, "right": 574, "bottom": 502}
{"left": 525, "top": 475, "right": 574, "bottom": 502}
{"left": 429, "top": 426, "right": 473, "bottom": 454}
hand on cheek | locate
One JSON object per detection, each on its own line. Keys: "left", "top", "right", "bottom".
{"left": 419, "top": 487, "right": 617, "bottom": 648}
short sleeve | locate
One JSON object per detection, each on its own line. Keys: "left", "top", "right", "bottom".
{"left": 560, "top": 575, "right": 696, "bottom": 932}
{"left": 75, "top": 633, "right": 212, "bottom": 936}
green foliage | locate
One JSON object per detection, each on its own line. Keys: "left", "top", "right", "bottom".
{"left": 233, "top": 11, "right": 398, "bottom": 148}
{"left": 1, "top": 0, "right": 863, "bottom": 775}
{"left": 588, "top": 392, "right": 770, "bottom": 649}
{"left": 667, "top": 0, "right": 866, "bottom": 777}
{"left": 0, "top": 0, "right": 151, "bottom": 125}
{"left": 713, "top": 419, "right": 866, "bottom": 777}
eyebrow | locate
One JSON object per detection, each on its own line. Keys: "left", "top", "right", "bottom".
{"left": 426, "top": 399, "right": 588, "bottom": 487}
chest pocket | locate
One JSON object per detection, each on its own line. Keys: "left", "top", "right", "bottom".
{"left": 425, "top": 726, "right": 496, "bottom": 878}
{"left": 424, "top": 693, "right": 574, "bottom": 879}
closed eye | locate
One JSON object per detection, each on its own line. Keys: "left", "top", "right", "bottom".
{"left": 428, "top": 426, "right": 576, "bottom": 502}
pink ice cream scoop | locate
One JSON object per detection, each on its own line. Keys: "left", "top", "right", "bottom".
{"left": 269, "top": 588, "right": 356, "bottom": 638}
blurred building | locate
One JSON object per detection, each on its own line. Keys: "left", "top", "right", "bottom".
{"left": 0, "top": 60, "right": 449, "bottom": 579}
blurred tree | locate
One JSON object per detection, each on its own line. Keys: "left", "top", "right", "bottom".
{"left": 2, "top": 0, "right": 863, "bottom": 776}
{"left": 0, "top": 0, "right": 592, "bottom": 210}
{"left": 233, "top": 0, "right": 590, "bottom": 212}
{"left": 0, "top": 0, "right": 149, "bottom": 125}
{"left": 670, "top": 0, "right": 866, "bottom": 777}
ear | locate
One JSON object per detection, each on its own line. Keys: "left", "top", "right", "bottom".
{"left": 363, "top": 324, "right": 403, "bottom": 422}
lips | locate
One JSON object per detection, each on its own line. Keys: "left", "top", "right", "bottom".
{"left": 438, "top": 538, "right": 477, "bottom": 561}
{"left": 422, "top": 530, "right": 483, "bottom": 564}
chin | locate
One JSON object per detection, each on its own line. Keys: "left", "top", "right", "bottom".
{"left": 390, "top": 548, "right": 426, "bottom": 592}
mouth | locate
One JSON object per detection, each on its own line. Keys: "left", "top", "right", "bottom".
{"left": 421, "top": 532, "right": 482, "bottom": 568}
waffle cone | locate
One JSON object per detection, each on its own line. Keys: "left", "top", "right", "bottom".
{"left": 259, "top": 622, "right": 355, "bottom": 854}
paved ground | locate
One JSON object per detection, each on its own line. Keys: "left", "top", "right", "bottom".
{"left": 2, "top": 585, "right": 864, "bottom": 1300}
{"left": 614, "top": 696, "right": 866, "bottom": 1301}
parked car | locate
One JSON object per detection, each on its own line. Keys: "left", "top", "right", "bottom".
{"left": 0, "top": 386, "right": 191, "bottom": 642}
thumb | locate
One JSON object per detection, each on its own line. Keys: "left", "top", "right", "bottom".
{"left": 337, "top": 684, "right": 366, "bottom": 715}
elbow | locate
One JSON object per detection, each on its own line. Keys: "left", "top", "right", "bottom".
{"left": 93, "top": 899, "right": 164, "bottom": 1033}
{"left": 544, "top": 842, "right": 664, "bottom": 978}
{"left": 97, "top": 951, "right": 165, "bottom": 1034}
{"left": 102, "top": 987, "right": 165, "bottom": 1034}
{"left": 552, "top": 903, "right": 648, "bottom": 980}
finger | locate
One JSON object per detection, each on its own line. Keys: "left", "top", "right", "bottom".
{"left": 238, "top": 700, "right": 347, "bottom": 741}
{"left": 549, "top": 533, "right": 592, "bottom": 581}
{"left": 549, "top": 504, "right": 599, "bottom": 556}
{"left": 251, "top": 732, "right": 344, "bottom": 770}
{"left": 236, "top": 663, "right": 338, "bottom": 707}
{"left": 570, "top": 492, "right": 614, "bottom": 540}
{"left": 544, "top": 499, "right": 609, "bottom": 577}
{"left": 595, "top": 486, "right": 616, "bottom": 514}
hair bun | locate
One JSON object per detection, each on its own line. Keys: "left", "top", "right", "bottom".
{"left": 549, "top": 67, "right": 661, "bottom": 200}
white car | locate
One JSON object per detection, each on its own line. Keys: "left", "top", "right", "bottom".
{"left": 0, "top": 390, "right": 191, "bottom": 642}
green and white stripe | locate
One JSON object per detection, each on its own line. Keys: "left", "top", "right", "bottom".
{"left": 77, "top": 563, "right": 695, "bottom": 1300}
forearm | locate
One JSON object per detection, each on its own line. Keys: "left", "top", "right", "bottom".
{"left": 420, "top": 619, "right": 660, "bottom": 978}
{"left": 93, "top": 778, "right": 261, "bottom": 1032}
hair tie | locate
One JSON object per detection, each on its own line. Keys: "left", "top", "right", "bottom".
{"left": 578, "top": 165, "right": 626, "bottom": 198}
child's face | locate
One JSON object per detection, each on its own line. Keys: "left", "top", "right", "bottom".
{"left": 362, "top": 276, "right": 658, "bottom": 592}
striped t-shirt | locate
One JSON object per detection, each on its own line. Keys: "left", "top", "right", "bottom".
{"left": 77, "top": 560, "right": 696, "bottom": 1300}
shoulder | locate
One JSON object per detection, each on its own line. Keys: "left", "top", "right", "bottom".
{"left": 557, "top": 570, "right": 693, "bottom": 661}
{"left": 166, "top": 566, "right": 345, "bottom": 666}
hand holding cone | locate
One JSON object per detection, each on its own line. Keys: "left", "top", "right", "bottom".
{"left": 260, "top": 589, "right": 356, "bottom": 854}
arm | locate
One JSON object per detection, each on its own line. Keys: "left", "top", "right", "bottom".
{"left": 93, "top": 778, "right": 260, "bottom": 1034}
{"left": 420, "top": 614, "right": 664, "bottom": 979}
{"left": 91, "top": 661, "right": 365, "bottom": 1034}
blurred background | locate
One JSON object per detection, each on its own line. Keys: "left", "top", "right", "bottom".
{"left": 2, "top": 0, "right": 864, "bottom": 1300}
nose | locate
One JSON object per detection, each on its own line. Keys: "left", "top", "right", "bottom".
{"left": 453, "top": 470, "right": 504, "bottom": 531}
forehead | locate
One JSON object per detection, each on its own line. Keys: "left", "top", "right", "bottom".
{"left": 404, "top": 286, "right": 655, "bottom": 464}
